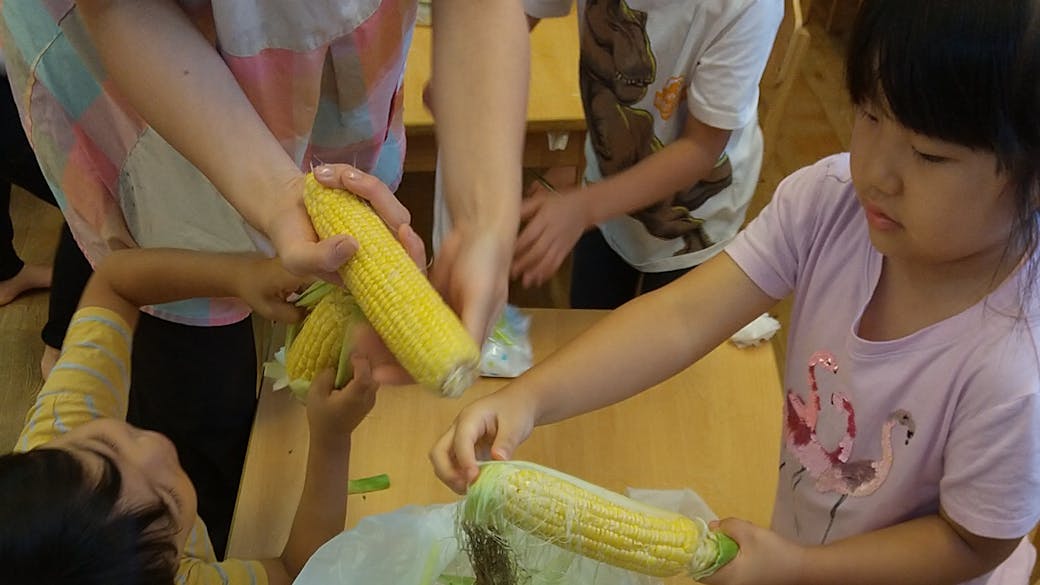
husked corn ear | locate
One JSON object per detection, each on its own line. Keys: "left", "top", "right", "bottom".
{"left": 286, "top": 286, "right": 355, "bottom": 382}
{"left": 462, "top": 461, "right": 738, "bottom": 579}
{"left": 303, "top": 173, "right": 479, "bottom": 397}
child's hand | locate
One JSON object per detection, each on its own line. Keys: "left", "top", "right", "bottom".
{"left": 428, "top": 387, "right": 537, "bottom": 494}
{"left": 306, "top": 360, "right": 378, "bottom": 446}
{"left": 235, "top": 255, "right": 308, "bottom": 323}
{"left": 512, "top": 188, "right": 591, "bottom": 288}
{"left": 702, "top": 518, "right": 806, "bottom": 585}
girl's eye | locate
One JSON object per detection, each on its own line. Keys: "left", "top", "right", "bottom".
{"left": 859, "top": 109, "right": 879, "bottom": 123}
{"left": 913, "top": 148, "right": 948, "bottom": 164}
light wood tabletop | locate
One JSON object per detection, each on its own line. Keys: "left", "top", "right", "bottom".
{"left": 402, "top": 13, "right": 587, "bottom": 171}
{"left": 227, "top": 308, "right": 783, "bottom": 578}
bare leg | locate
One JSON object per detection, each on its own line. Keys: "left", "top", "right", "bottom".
{"left": 0, "top": 263, "right": 51, "bottom": 305}
{"left": 40, "top": 345, "right": 60, "bottom": 381}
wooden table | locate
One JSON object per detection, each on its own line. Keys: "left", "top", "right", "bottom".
{"left": 227, "top": 309, "right": 783, "bottom": 579}
{"left": 402, "top": 14, "right": 587, "bottom": 172}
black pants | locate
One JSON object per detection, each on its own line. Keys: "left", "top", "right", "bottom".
{"left": 0, "top": 76, "right": 55, "bottom": 280}
{"left": 569, "top": 228, "right": 692, "bottom": 309}
{"left": 0, "top": 78, "right": 91, "bottom": 348}
{"left": 128, "top": 313, "right": 258, "bottom": 560}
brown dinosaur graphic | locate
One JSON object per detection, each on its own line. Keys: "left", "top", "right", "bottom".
{"left": 580, "top": 0, "right": 732, "bottom": 254}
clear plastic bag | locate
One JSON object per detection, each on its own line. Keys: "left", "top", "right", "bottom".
{"left": 479, "top": 304, "right": 533, "bottom": 378}
{"left": 294, "top": 489, "right": 717, "bottom": 585}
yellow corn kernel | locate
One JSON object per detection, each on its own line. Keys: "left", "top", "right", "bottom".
{"left": 462, "top": 461, "right": 737, "bottom": 579}
{"left": 303, "top": 173, "right": 479, "bottom": 396}
{"left": 286, "top": 286, "right": 354, "bottom": 382}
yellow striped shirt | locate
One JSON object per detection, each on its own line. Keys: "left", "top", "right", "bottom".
{"left": 16, "top": 306, "right": 268, "bottom": 585}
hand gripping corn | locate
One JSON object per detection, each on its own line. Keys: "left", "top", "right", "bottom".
{"left": 461, "top": 461, "right": 738, "bottom": 580}
{"left": 303, "top": 173, "right": 480, "bottom": 397}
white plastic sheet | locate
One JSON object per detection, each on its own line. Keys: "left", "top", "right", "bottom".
{"left": 294, "top": 489, "right": 718, "bottom": 585}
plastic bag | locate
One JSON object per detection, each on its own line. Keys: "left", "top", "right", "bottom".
{"left": 294, "top": 489, "right": 717, "bottom": 585}
{"left": 479, "top": 304, "right": 533, "bottom": 378}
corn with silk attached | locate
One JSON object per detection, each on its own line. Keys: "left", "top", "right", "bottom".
{"left": 303, "top": 173, "right": 479, "bottom": 397}
{"left": 461, "top": 461, "right": 738, "bottom": 580}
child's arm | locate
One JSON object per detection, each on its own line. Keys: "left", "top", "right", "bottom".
{"left": 512, "top": 114, "right": 730, "bottom": 285}
{"left": 708, "top": 510, "right": 1022, "bottom": 585}
{"left": 260, "top": 362, "right": 379, "bottom": 584}
{"left": 578, "top": 115, "right": 731, "bottom": 226}
{"left": 80, "top": 248, "right": 304, "bottom": 329}
{"left": 431, "top": 250, "right": 777, "bottom": 491}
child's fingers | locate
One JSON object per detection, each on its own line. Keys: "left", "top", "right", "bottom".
{"left": 306, "top": 368, "right": 337, "bottom": 404}
{"left": 333, "top": 355, "right": 377, "bottom": 405}
{"left": 512, "top": 235, "right": 550, "bottom": 282}
{"left": 519, "top": 193, "right": 546, "bottom": 218}
{"left": 264, "top": 300, "right": 306, "bottom": 324}
{"left": 715, "top": 517, "right": 752, "bottom": 542}
{"left": 333, "top": 356, "right": 379, "bottom": 420}
{"left": 279, "top": 234, "right": 355, "bottom": 283}
{"left": 346, "top": 354, "right": 374, "bottom": 389}
{"left": 429, "top": 424, "right": 474, "bottom": 494}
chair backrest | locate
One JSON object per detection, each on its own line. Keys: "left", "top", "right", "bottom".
{"left": 758, "top": 0, "right": 811, "bottom": 155}
{"left": 1032, "top": 525, "right": 1040, "bottom": 583}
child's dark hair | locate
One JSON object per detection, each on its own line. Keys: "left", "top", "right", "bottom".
{"left": 0, "top": 448, "right": 178, "bottom": 585}
{"left": 846, "top": 0, "right": 1040, "bottom": 265}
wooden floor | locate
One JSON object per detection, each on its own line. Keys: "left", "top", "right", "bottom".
{"left": 0, "top": 16, "right": 854, "bottom": 451}
{"left": 0, "top": 188, "right": 62, "bottom": 450}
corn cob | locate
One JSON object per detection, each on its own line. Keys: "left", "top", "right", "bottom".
{"left": 462, "top": 461, "right": 738, "bottom": 580}
{"left": 286, "top": 283, "right": 358, "bottom": 386}
{"left": 303, "top": 173, "right": 479, "bottom": 397}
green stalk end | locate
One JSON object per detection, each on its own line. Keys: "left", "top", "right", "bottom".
{"left": 347, "top": 473, "right": 391, "bottom": 494}
{"left": 689, "top": 531, "right": 739, "bottom": 581}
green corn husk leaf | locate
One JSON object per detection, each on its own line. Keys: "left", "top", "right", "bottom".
{"left": 295, "top": 280, "right": 337, "bottom": 308}
{"left": 347, "top": 473, "right": 391, "bottom": 494}
{"left": 284, "top": 321, "right": 300, "bottom": 352}
{"left": 334, "top": 316, "right": 360, "bottom": 388}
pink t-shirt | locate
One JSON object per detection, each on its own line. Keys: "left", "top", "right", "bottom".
{"left": 726, "top": 153, "right": 1040, "bottom": 584}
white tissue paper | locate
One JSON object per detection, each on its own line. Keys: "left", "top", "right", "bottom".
{"left": 729, "top": 313, "right": 781, "bottom": 348}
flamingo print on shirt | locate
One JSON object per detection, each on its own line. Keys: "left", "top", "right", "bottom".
{"left": 782, "top": 351, "right": 917, "bottom": 543}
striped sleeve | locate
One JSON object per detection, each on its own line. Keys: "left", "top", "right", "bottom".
{"left": 177, "top": 557, "right": 268, "bottom": 585}
{"left": 178, "top": 518, "right": 269, "bottom": 585}
{"left": 14, "top": 307, "right": 132, "bottom": 452}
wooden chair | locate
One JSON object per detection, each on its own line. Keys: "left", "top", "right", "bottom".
{"left": 1032, "top": 524, "right": 1039, "bottom": 583}
{"left": 807, "top": 0, "right": 863, "bottom": 31}
{"left": 758, "top": 0, "right": 812, "bottom": 162}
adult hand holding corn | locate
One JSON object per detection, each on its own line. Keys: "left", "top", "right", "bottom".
{"left": 264, "top": 164, "right": 422, "bottom": 288}
{"left": 306, "top": 166, "right": 480, "bottom": 396}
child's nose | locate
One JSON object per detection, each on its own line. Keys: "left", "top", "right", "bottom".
{"left": 861, "top": 141, "right": 902, "bottom": 197}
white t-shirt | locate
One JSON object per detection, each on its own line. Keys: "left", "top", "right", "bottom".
{"left": 727, "top": 154, "right": 1040, "bottom": 584}
{"left": 525, "top": 0, "right": 782, "bottom": 271}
